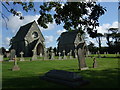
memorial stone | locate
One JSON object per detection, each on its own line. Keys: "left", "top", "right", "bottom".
{"left": 12, "top": 55, "right": 20, "bottom": 71}
{"left": 20, "top": 52, "right": 25, "bottom": 61}
{"left": 58, "top": 52, "right": 62, "bottom": 60}
{"left": 10, "top": 49, "right": 16, "bottom": 60}
{"left": 41, "top": 70, "right": 89, "bottom": 88}
{"left": 32, "top": 49, "right": 37, "bottom": 60}
{"left": 63, "top": 50, "right": 67, "bottom": 59}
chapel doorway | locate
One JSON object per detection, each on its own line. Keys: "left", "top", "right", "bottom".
{"left": 36, "top": 43, "right": 44, "bottom": 55}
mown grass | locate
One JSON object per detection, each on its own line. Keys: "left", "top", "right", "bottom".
{"left": 2, "top": 57, "right": 119, "bottom": 88}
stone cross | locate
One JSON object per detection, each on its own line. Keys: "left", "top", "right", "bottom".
{"left": 20, "top": 52, "right": 24, "bottom": 61}
{"left": 63, "top": 50, "right": 67, "bottom": 59}
{"left": 58, "top": 52, "right": 61, "bottom": 60}
{"left": 12, "top": 55, "right": 20, "bottom": 71}
{"left": 50, "top": 49, "right": 54, "bottom": 60}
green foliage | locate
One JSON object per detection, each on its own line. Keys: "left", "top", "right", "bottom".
{"left": 38, "top": 2, "right": 106, "bottom": 37}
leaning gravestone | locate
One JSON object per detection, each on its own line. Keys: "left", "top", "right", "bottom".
{"left": 41, "top": 70, "right": 89, "bottom": 88}
{"left": 10, "top": 49, "right": 16, "bottom": 60}
{"left": 12, "top": 55, "right": 20, "bottom": 71}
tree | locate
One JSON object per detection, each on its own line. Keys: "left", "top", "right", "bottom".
{"left": 95, "top": 33, "right": 103, "bottom": 53}
{"left": 1, "top": 1, "right": 106, "bottom": 70}
{"left": 105, "top": 28, "right": 120, "bottom": 53}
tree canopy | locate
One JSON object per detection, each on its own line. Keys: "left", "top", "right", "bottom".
{"left": 1, "top": 1, "right": 106, "bottom": 38}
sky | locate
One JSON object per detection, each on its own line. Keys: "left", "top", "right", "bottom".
{"left": 0, "top": 1, "right": 119, "bottom": 50}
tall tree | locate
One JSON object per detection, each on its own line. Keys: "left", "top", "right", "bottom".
{"left": 105, "top": 28, "right": 120, "bottom": 53}
{"left": 95, "top": 33, "right": 103, "bottom": 53}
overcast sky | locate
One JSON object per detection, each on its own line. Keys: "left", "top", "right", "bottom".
{"left": 0, "top": 1, "right": 119, "bottom": 49}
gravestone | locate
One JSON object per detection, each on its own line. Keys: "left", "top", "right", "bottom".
{"left": 0, "top": 55, "right": 3, "bottom": 61}
{"left": 50, "top": 49, "right": 54, "bottom": 60}
{"left": 41, "top": 70, "right": 89, "bottom": 88}
{"left": 10, "top": 49, "right": 16, "bottom": 60}
{"left": 32, "top": 49, "right": 37, "bottom": 60}
{"left": 63, "top": 50, "right": 67, "bottom": 59}
{"left": 12, "top": 55, "right": 20, "bottom": 71}
{"left": 77, "top": 43, "right": 88, "bottom": 70}
{"left": 74, "top": 49, "right": 77, "bottom": 58}
{"left": 97, "top": 51, "right": 101, "bottom": 58}
{"left": 43, "top": 48, "right": 48, "bottom": 60}
{"left": 20, "top": 52, "right": 25, "bottom": 61}
{"left": 58, "top": 52, "right": 62, "bottom": 60}
{"left": 39, "top": 53, "right": 42, "bottom": 57}
{"left": 93, "top": 57, "right": 97, "bottom": 68}
{"left": 69, "top": 50, "right": 73, "bottom": 59}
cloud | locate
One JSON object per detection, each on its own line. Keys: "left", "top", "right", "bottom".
{"left": 4, "top": 14, "right": 56, "bottom": 34}
{"left": 44, "top": 35, "right": 54, "bottom": 44}
{"left": 5, "top": 15, "right": 40, "bottom": 34}
{"left": 56, "top": 29, "right": 66, "bottom": 35}
{"left": 39, "top": 21, "right": 56, "bottom": 31}
{"left": 2, "top": 37, "right": 11, "bottom": 46}
{"left": 96, "top": 21, "right": 118, "bottom": 34}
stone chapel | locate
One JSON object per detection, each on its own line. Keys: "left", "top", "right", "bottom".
{"left": 10, "top": 20, "right": 45, "bottom": 57}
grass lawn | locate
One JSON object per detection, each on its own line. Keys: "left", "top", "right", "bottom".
{"left": 2, "top": 57, "right": 119, "bottom": 88}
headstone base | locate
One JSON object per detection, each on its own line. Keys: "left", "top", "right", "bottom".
{"left": 32, "top": 55, "right": 37, "bottom": 60}
{"left": 12, "top": 65, "right": 20, "bottom": 71}
{"left": 20, "top": 58, "right": 25, "bottom": 61}
{"left": 80, "top": 67, "right": 89, "bottom": 70}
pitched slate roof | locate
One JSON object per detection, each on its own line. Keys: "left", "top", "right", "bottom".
{"left": 14, "top": 21, "right": 34, "bottom": 40}
{"left": 58, "top": 30, "right": 79, "bottom": 45}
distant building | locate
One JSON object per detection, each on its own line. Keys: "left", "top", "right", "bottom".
{"left": 10, "top": 21, "right": 45, "bottom": 57}
{"left": 57, "top": 30, "right": 87, "bottom": 56}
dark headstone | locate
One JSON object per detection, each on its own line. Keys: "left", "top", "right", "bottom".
{"left": 93, "top": 57, "right": 97, "bottom": 68}
{"left": 10, "top": 49, "right": 16, "bottom": 60}
{"left": 41, "top": 70, "right": 89, "bottom": 88}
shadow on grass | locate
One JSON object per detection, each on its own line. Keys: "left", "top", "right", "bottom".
{"left": 73, "top": 68, "right": 120, "bottom": 88}
{"left": 2, "top": 68, "right": 119, "bottom": 89}
{"left": 2, "top": 74, "right": 68, "bottom": 89}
